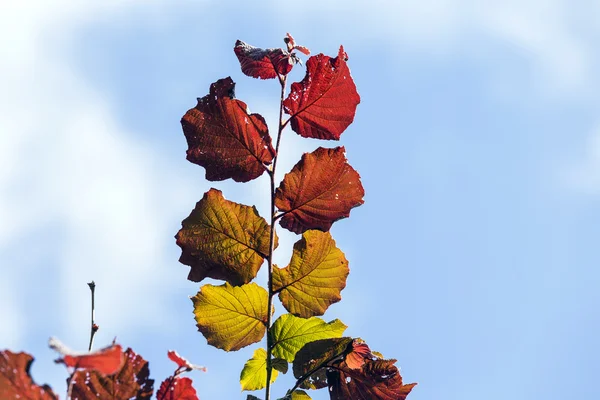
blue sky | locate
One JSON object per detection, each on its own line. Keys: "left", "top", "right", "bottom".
{"left": 1, "top": 1, "right": 599, "bottom": 399}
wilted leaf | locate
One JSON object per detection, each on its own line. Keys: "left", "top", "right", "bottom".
{"left": 292, "top": 337, "right": 353, "bottom": 390}
{"left": 275, "top": 147, "right": 364, "bottom": 233}
{"left": 273, "top": 230, "right": 348, "bottom": 317}
{"left": 0, "top": 350, "right": 58, "bottom": 400}
{"left": 176, "top": 188, "right": 276, "bottom": 285}
{"left": 283, "top": 46, "right": 359, "bottom": 140}
{"left": 271, "top": 314, "right": 347, "bottom": 362}
{"left": 234, "top": 40, "right": 294, "bottom": 79}
{"left": 69, "top": 347, "right": 154, "bottom": 400}
{"left": 240, "top": 348, "right": 278, "bottom": 391}
{"left": 192, "top": 283, "right": 269, "bottom": 351}
{"left": 167, "top": 350, "right": 207, "bottom": 372}
{"left": 156, "top": 376, "right": 198, "bottom": 400}
{"left": 181, "top": 77, "right": 275, "bottom": 182}
{"left": 327, "top": 359, "right": 416, "bottom": 400}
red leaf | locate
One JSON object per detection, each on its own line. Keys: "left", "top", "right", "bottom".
{"left": 283, "top": 46, "right": 360, "bottom": 140}
{"left": 168, "top": 351, "right": 207, "bottom": 372}
{"left": 327, "top": 359, "right": 417, "bottom": 400}
{"left": 181, "top": 77, "right": 275, "bottom": 182}
{"left": 285, "top": 33, "right": 310, "bottom": 55}
{"left": 69, "top": 348, "right": 154, "bottom": 400}
{"left": 61, "top": 344, "right": 125, "bottom": 375}
{"left": 157, "top": 377, "right": 198, "bottom": 400}
{"left": 345, "top": 340, "right": 373, "bottom": 370}
{"left": 275, "top": 147, "right": 364, "bottom": 233}
{"left": 234, "top": 40, "right": 293, "bottom": 79}
{"left": 0, "top": 350, "right": 58, "bottom": 400}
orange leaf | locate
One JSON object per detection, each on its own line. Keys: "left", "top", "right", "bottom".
{"left": 0, "top": 350, "right": 58, "bottom": 400}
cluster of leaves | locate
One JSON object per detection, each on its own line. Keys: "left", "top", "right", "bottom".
{"left": 0, "top": 342, "right": 205, "bottom": 399}
{"left": 0, "top": 34, "right": 416, "bottom": 400}
{"left": 176, "top": 33, "right": 416, "bottom": 400}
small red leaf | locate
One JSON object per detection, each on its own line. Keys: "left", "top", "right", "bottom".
{"left": 69, "top": 347, "right": 154, "bottom": 400}
{"left": 275, "top": 147, "right": 364, "bottom": 233}
{"left": 294, "top": 45, "right": 311, "bottom": 56}
{"left": 283, "top": 46, "right": 360, "bottom": 140}
{"left": 157, "top": 377, "right": 198, "bottom": 400}
{"left": 181, "top": 77, "right": 275, "bottom": 183}
{"left": 345, "top": 340, "right": 373, "bottom": 369}
{"left": 168, "top": 350, "right": 207, "bottom": 372}
{"left": 0, "top": 350, "right": 58, "bottom": 400}
{"left": 234, "top": 40, "right": 293, "bottom": 79}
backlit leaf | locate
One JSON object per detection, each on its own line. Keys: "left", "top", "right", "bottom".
{"left": 240, "top": 348, "right": 278, "bottom": 391}
{"left": 327, "top": 359, "right": 417, "bottom": 400}
{"left": 292, "top": 338, "right": 352, "bottom": 390}
{"left": 176, "top": 188, "right": 276, "bottom": 285}
{"left": 275, "top": 147, "right": 364, "bottom": 233}
{"left": 288, "top": 390, "right": 312, "bottom": 400}
{"left": 181, "top": 77, "right": 275, "bottom": 182}
{"left": 69, "top": 347, "right": 154, "bottom": 400}
{"left": 156, "top": 376, "right": 198, "bottom": 400}
{"left": 167, "top": 350, "right": 207, "bottom": 372}
{"left": 271, "top": 314, "right": 347, "bottom": 362}
{"left": 50, "top": 337, "right": 124, "bottom": 376}
{"left": 192, "top": 283, "right": 269, "bottom": 351}
{"left": 283, "top": 46, "right": 360, "bottom": 140}
{"left": 0, "top": 350, "right": 58, "bottom": 400}
{"left": 273, "top": 230, "right": 348, "bottom": 317}
{"left": 235, "top": 40, "right": 293, "bottom": 79}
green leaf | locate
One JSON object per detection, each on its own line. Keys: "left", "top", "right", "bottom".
{"left": 277, "top": 390, "right": 312, "bottom": 400}
{"left": 240, "top": 348, "right": 278, "bottom": 391}
{"left": 247, "top": 395, "right": 262, "bottom": 400}
{"left": 271, "top": 314, "right": 347, "bottom": 362}
{"left": 272, "top": 357, "right": 288, "bottom": 374}
{"left": 191, "top": 283, "right": 268, "bottom": 351}
{"left": 176, "top": 188, "right": 277, "bottom": 285}
{"left": 273, "top": 230, "right": 349, "bottom": 317}
{"left": 292, "top": 337, "right": 353, "bottom": 381}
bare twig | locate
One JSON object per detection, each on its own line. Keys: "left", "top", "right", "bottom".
{"left": 87, "top": 281, "right": 98, "bottom": 351}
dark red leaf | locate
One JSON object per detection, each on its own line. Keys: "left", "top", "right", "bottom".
{"left": 285, "top": 33, "right": 310, "bottom": 55}
{"left": 275, "top": 147, "right": 364, "bottom": 233}
{"left": 327, "top": 359, "right": 416, "bottom": 400}
{"left": 69, "top": 348, "right": 154, "bottom": 400}
{"left": 181, "top": 77, "right": 275, "bottom": 182}
{"left": 157, "top": 377, "right": 198, "bottom": 400}
{"left": 0, "top": 350, "right": 58, "bottom": 400}
{"left": 283, "top": 46, "right": 360, "bottom": 140}
{"left": 234, "top": 40, "right": 293, "bottom": 79}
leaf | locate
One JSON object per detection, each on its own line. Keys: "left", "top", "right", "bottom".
{"left": 181, "top": 77, "right": 275, "bottom": 182}
{"left": 192, "top": 283, "right": 269, "bottom": 351}
{"left": 247, "top": 395, "right": 262, "bottom": 400}
{"left": 344, "top": 339, "right": 373, "bottom": 370}
{"left": 283, "top": 46, "right": 360, "bottom": 140}
{"left": 156, "top": 376, "right": 198, "bottom": 400}
{"left": 273, "top": 230, "right": 349, "bottom": 317}
{"left": 234, "top": 40, "right": 294, "bottom": 79}
{"left": 176, "top": 188, "right": 276, "bottom": 285}
{"left": 272, "top": 357, "right": 288, "bottom": 374}
{"left": 167, "top": 350, "right": 207, "bottom": 372}
{"left": 240, "top": 348, "right": 278, "bottom": 391}
{"left": 0, "top": 350, "right": 58, "bottom": 400}
{"left": 292, "top": 337, "right": 352, "bottom": 390}
{"left": 289, "top": 390, "right": 312, "bottom": 400}
{"left": 50, "top": 337, "right": 124, "bottom": 376}
{"left": 275, "top": 147, "right": 364, "bottom": 233}
{"left": 327, "top": 359, "right": 417, "bottom": 400}
{"left": 271, "top": 314, "right": 347, "bottom": 362}
{"left": 69, "top": 347, "right": 154, "bottom": 400}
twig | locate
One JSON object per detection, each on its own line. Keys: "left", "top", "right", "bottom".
{"left": 87, "top": 281, "right": 98, "bottom": 351}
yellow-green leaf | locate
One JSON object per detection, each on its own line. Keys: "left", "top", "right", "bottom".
{"left": 176, "top": 188, "right": 277, "bottom": 285}
{"left": 273, "top": 230, "right": 348, "bottom": 317}
{"left": 290, "top": 390, "right": 312, "bottom": 400}
{"left": 271, "top": 314, "right": 347, "bottom": 362}
{"left": 240, "top": 348, "right": 278, "bottom": 391}
{"left": 192, "top": 283, "right": 268, "bottom": 351}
